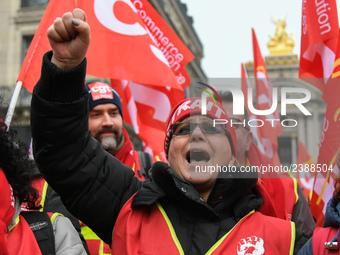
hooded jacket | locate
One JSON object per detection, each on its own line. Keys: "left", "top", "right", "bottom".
{"left": 298, "top": 197, "right": 340, "bottom": 255}
{"left": 31, "top": 52, "right": 309, "bottom": 255}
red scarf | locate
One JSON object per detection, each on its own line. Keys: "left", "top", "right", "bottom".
{"left": 0, "top": 169, "right": 15, "bottom": 255}
{"left": 114, "top": 128, "right": 143, "bottom": 179}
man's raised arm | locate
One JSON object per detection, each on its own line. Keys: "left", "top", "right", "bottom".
{"left": 30, "top": 9, "right": 142, "bottom": 245}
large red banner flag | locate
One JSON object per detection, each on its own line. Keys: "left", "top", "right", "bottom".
{"left": 309, "top": 28, "right": 340, "bottom": 226}
{"left": 241, "top": 63, "right": 265, "bottom": 155}
{"left": 17, "top": 0, "right": 75, "bottom": 92}
{"left": 18, "top": 0, "right": 185, "bottom": 92}
{"left": 252, "top": 28, "right": 282, "bottom": 166}
{"left": 296, "top": 141, "right": 315, "bottom": 201}
{"left": 79, "top": 0, "right": 182, "bottom": 89}
{"left": 241, "top": 63, "right": 251, "bottom": 115}
{"left": 131, "top": 0, "right": 194, "bottom": 88}
{"left": 299, "top": 0, "right": 339, "bottom": 92}
{"left": 112, "top": 79, "right": 184, "bottom": 161}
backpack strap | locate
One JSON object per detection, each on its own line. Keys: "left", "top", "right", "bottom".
{"left": 137, "top": 151, "right": 153, "bottom": 179}
{"left": 21, "top": 211, "right": 55, "bottom": 255}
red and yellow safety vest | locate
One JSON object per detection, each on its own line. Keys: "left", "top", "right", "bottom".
{"left": 81, "top": 224, "right": 111, "bottom": 255}
{"left": 7, "top": 212, "right": 59, "bottom": 255}
{"left": 281, "top": 177, "right": 299, "bottom": 221}
{"left": 79, "top": 160, "right": 144, "bottom": 255}
{"left": 7, "top": 214, "right": 42, "bottom": 255}
{"left": 111, "top": 196, "right": 295, "bottom": 255}
{"left": 80, "top": 150, "right": 160, "bottom": 255}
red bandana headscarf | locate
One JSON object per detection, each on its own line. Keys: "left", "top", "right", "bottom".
{"left": 164, "top": 97, "right": 237, "bottom": 158}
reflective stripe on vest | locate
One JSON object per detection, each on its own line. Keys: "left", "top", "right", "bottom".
{"left": 39, "top": 180, "right": 49, "bottom": 212}
{"left": 112, "top": 196, "right": 295, "bottom": 255}
{"left": 49, "top": 212, "right": 63, "bottom": 224}
{"left": 281, "top": 177, "right": 299, "bottom": 221}
{"left": 81, "top": 225, "right": 111, "bottom": 255}
{"left": 156, "top": 202, "right": 184, "bottom": 254}
{"left": 7, "top": 214, "right": 43, "bottom": 255}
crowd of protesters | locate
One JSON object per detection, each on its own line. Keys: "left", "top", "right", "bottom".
{"left": 1, "top": 7, "right": 340, "bottom": 255}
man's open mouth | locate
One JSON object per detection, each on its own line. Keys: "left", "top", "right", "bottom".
{"left": 186, "top": 149, "right": 210, "bottom": 163}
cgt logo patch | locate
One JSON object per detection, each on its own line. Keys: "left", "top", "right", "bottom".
{"left": 29, "top": 221, "right": 49, "bottom": 231}
{"left": 88, "top": 82, "right": 114, "bottom": 101}
{"left": 237, "top": 236, "right": 265, "bottom": 255}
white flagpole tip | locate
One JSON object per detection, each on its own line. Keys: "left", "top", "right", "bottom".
{"left": 5, "top": 81, "right": 23, "bottom": 129}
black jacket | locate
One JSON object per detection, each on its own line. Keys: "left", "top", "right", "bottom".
{"left": 298, "top": 197, "right": 340, "bottom": 255}
{"left": 31, "top": 52, "right": 309, "bottom": 254}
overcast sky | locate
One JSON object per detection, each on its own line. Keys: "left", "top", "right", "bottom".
{"left": 180, "top": 0, "right": 306, "bottom": 78}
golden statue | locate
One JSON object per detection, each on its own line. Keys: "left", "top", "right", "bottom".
{"left": 267, "top": 16, "right": 295, "bottom": 55}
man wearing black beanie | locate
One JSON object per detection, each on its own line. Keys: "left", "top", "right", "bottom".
{"left": 86, "top": 81, "right": 152, "bottom": 179}
{"left": 83, "top": 81, "right": 152, "bottom": 255}
{"left": 87, "top": 81, "right": 124, "bottom": 154}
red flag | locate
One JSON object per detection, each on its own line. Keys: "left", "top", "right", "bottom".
{"left": 299, "top": 0, "right": 339, "bottom": 92}
{"left": 296, "top": 141, "right": 315, "bottom": 200}
{"left": 18, "top": 0, "right": 187, "bottom": 93}
{"left": 105, "top": 0, "right": 194, "bottom": 159}
{"left": 310, "top": 28, "right": 340, "bottom": 227}
{"left": 252, "top": 29, "right": 282, "bottom": 166}
{"left": 241, "top": 63, "right": 266, "bottom": 155}
{"left": 80, "top": 0, "right": 183, "bottom": 89}
{"left": 131, "top": 0, "right": 194, "bottom": 88}
{"left": 17, "top": 0, "right": 75, "bottom": 92}
{"left": 310, "top": 78, "right": 340, "bottom": 225}
{"left": 241, "top": 63, "right": 251, "bottom": 115}
{"left": 112, "top": 79, "right": 184, "bottom": 161}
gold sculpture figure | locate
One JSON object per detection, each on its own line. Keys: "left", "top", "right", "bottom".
{"left": 267, "top": 15, "right": 295, "bottom": 55}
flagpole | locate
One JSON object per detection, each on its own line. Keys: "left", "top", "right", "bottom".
{"left": 5, "top": 81, "right": 23, "bottom": 129}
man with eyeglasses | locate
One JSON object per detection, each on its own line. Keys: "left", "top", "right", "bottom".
{"left": 219, "top": 91, "right": 316, "bottom": 237}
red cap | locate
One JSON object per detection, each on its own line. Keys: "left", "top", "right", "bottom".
{"left": 164, "top": 97, "right": 237, "bottom": 158}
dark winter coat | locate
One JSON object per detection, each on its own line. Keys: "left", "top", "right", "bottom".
{"left": 31, "top": 51, "right": 309, "bottom": 254}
